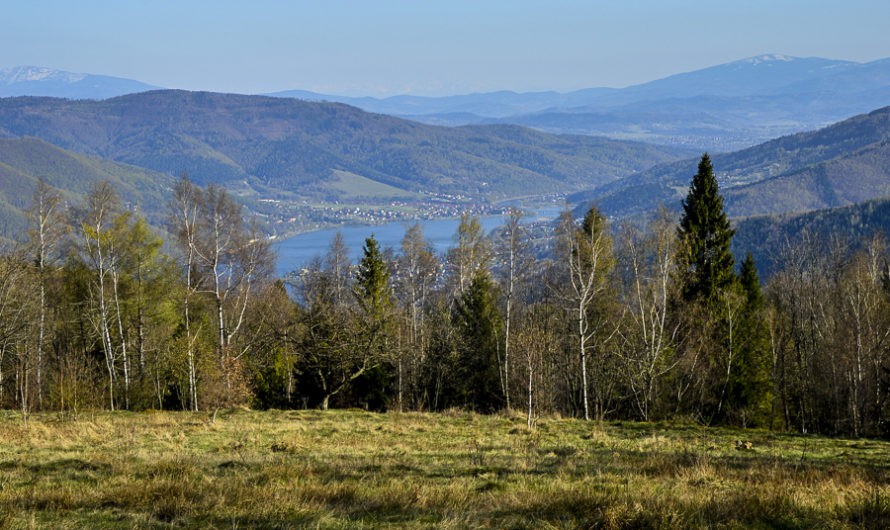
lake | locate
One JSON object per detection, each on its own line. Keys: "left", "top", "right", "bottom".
{"left": 273, "top": 207, "right": 561, "bottom": 277}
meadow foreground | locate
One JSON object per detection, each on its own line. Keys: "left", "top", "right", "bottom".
{"left": 0, "top": 409, "right": 888, "bottom": 528}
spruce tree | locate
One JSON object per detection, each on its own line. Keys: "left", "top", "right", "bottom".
{"left": 678, "top": 153, "right": 736, "bottom": 303}
{"left": 455, "top": 271, "right": 503, "bottom": 412}
{"left": 733, "top": 253, "right": 773, "bottom": 425}
{"left": 354, "top": 235, "right": 392, "bottom": 320}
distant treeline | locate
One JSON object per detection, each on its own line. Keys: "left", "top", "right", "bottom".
{"left": 3, "top": 156, "right": 889, "bottom": 438}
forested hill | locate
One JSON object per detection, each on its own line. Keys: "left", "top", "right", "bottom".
{"left": 0, "top": 136, "right": 172, "bottom": 237}
{"left": 569, "top": 106, "right": 890, "bottom": 219}
{"left": 0, "top": 91, "right": 692, "bottom": 204}
{"left": 734, "top": 196, "right": 890, "bottom": 277}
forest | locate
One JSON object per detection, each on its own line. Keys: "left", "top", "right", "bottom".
{"left": 3, "top": 154, "right": 889, "bottom": 439}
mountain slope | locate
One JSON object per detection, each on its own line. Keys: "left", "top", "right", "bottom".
{"left": 0, "top": 90, "right": 691, "bottom": 203}
{"left": 0, "top": 137, "right": 174, "bottom": 238}
{"left": 733, "top": 196, "right": 890, "bottom": 278}
{"left": 724, "top": 140, "right": 890, "bottom": 217}
{"left": 0, "top": 66, "right": 161, "bottom": 99}
{"left": 570, "top": 106, "right": 890, "bottom": 218}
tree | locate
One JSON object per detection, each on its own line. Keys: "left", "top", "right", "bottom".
{"left": 354, "top": 236, "right": 393, "bottom": 325}
{"left": 556, "top": 206, "right": 616, "bottom": 420}
{"left": 327, "top": 232, "right": 351, "bottom": 308}
{"left": 193, "top": 185, "right": 273, "bottom": 405}
{"left": 0, "top": 254, "right": 38, "bottom": 415}
{"left": 122, "top": 216, "right": 178, "bottom": 408}
{"left": 395, "top": 224, "right": 439, "bottom": 409}
{"left": 617, "top": 209, "right": 681, "bottom": 421}
{"left": 352, "top": 235, "right": 395, "bottom": 408}
{"left": 26, "top": 180, "right": 66, "bottom": 409}
{"left": 731, "top": 253, "right": 773, "bottom": 426}
{"left": 494, "top": 207, "right": 532, "bottom": 411}
{"left": 446, "top": 214, "right": 491, "bottom": 297}
{"left": 294, "top": 238, "right": 392, "bottom": 410}
{"left": 79, "top": 182, "right": 122, "bottom": 410}
{"left": 169, "top": 175, "right": 202, "bottom": 411}
{"left": 677, "top": 154, "right": 735, "bottom": 304}
{"left": 454, "top": 270, "right": 503, "bottom": 412}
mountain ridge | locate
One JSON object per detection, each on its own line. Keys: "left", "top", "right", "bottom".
{"left": 0, "top": 66, "right": 162, "bottom": 99}
{"left": 0, "top": 90, "right": 693, "bottom": 235}
{"left": 568, "top": 106, "right": 890, "bottom": 219}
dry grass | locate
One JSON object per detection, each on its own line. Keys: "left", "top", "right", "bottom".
{"left": 0, "top": 409, "right": 887, "bottom": 528}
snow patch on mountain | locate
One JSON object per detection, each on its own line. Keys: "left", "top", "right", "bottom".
{"left": 740, "top": 54, "right": 796, "bottom": 65}
{"left": 0, "top": 66, "right": 87, "bottom": 85}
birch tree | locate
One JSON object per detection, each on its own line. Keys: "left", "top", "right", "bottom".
{"left": 26, "top": 180, "right": 66, "bottom": 409}
{"left": 494, "top": 207, "right": 532, "bottom": 410}
{"left": 617, "top": 210, "right": 680, "bottom": 420}
{"left": 556, "top": 207, "right": 615, "bottom": 420}
{"left": 169, "top": 175, "right": 202, "bottom": 411}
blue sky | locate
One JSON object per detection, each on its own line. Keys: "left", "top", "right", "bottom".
{"left": 3, "top": 0, "right": 889, "bottom": 96}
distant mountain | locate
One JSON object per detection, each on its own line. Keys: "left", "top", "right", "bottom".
{"left": 270, "top": 55, "right": 890, "bottom": 151}
{"left": 271, "top": 55, "right": 855, "bottom": 116}
{"left": 0, "top": 136, "right": 173, "bottom": 238}
{"left": 0, "top": 66, "right": 161, "bottom": 99}
{"left": 569, "top": 106, "right": 890, "bottom": 219}
{"left": 266, "top": 88, "right": 600, "bottom": 119}
{"left": 733, "top": 196, "right": 890, "bottom": 278}
{"left": 0, "top": 90, "right": 692, "bottom": 231}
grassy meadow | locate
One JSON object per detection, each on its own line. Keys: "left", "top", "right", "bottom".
{"left": 0, "top": 409, "right": 888, "bottom": 528}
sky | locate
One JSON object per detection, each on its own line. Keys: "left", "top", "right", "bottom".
{"left": 3, "top": 0, "right": 890, "bottom": 97}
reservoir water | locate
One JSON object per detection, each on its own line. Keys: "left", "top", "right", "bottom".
{"left": 273, "top": 207, "right": 561, "bottom": 277}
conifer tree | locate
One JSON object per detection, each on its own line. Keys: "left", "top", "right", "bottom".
{"left": 455, "top": 270, "right": 503, "bottom": 412}
{"left": 677, "top": 154, "right": 735, "bottom": 303}
{"left": 354, "top": 235, "right": 392, "bottom": 321}
{"left": 353, "top": 235, "right": 395, "bottom": 407}
{"left": 733, "top": 253, "right": 773, "bottom": 425}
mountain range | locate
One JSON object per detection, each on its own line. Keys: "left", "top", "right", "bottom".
{"left": 0, "top": 90, "right": 691, "bottom": 239}
{"left": 1, "top": 64, "right": 889, "bottom": 256}
{"left": 270, "top": 55, "right": 890, "bottom": 151}
{"left": 5, "top": 55, "right": 888, "bottom": 151}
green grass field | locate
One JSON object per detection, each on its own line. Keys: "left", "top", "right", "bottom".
{"left": 0, "top": 409, "right": 888, "bottom": 528}
{"left": 328, "top": 170, "right": 421, "bottom": 200}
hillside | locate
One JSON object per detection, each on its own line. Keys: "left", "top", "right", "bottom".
{"left": 0, "top": 137, "right": 173, "bottom": 238}
{"left": 0, "top": 91, "right": 691, "bottom": 205}
{"left": 570, "top": 106, "right": 890, "bottom": 219}
{"left": 734, "top": 196, "right": 890, "bottom": 277}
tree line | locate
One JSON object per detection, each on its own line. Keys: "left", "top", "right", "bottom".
{"left": 3, "top": 155, "right": 889, "bottom": 437}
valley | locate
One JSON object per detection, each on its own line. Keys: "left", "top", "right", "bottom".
{"left": 3, "top": 4, "right": 890, "bottom": 528}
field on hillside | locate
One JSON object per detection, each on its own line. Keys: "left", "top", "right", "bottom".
{"left": 0, "top": 409, "right": 888, "bottom": 528}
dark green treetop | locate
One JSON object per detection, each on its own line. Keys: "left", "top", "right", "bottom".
{"left": 455, "top": 270, "right": 503, "bottom": 412}
{"left": 354, "top": 235, "right": 393, "bottom": 320}
{"left": 678, "top": 153, "right": 736, "bottom": 303}
{"left": 738, "top": 252, "right": 763, "bottom": 309}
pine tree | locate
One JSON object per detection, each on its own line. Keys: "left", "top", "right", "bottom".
{"left": 678, "top": 153, "right": 736, "bottom": 303}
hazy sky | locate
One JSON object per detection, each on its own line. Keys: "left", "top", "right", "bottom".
{"left": 4, "top": 1, "right": 889, "bottom": 96}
